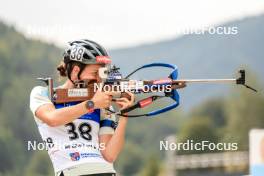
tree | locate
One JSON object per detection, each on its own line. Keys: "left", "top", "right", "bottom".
{"left": 24, "top": 151, "right": 53, "bottom": 176}
{"left": 191, "top": 98, "right": 226, "bottom": 128}
{"left": 177, "top": 116, "right": 219, "bottom": 154}
{"left": 115, "top": 142, "right": 144, "bottom": 176}
{"left": 223, "top": 75, "right": 264, "bottom": 150}
{"left": 139, "top": 155, "right": 161, "bottom": 176}
{"left": 0, "top": 129, "right": 25, "bottom": 174}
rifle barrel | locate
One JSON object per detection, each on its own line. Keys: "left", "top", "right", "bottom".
{"left": 172, "top": 78, "right": 236, "bottom": 83}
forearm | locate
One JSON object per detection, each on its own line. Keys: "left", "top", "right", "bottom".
{"left": 40, "top": 101, "right": 88, "bottom": 126}
{"left": 101, "top": 117, "right": 128, "bottom": 162}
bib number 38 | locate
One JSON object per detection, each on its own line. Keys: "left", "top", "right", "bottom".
{"left": 65, "top": 122, "right": 92, "bottom": 141}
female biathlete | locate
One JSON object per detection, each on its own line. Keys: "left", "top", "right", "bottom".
{"left": 30, "top": 39, "right": 134, "bottom": 176}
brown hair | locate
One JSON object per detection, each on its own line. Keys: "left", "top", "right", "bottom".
{"left": 56, "top": 61, "right": 86, "bottom": 81}
{"left": 57, "top": 61, "right": 67, "bottom": 77}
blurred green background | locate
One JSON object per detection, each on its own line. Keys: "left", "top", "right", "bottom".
{"left": 0, "top": 14, "right": 263, "bottom": 176}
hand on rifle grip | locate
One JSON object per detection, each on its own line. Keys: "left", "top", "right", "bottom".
{"left": 114, "top": 91, "right": 135, "bottom": 111}
{"left": 91, "top": 90, "right": 116, "bottom": 109}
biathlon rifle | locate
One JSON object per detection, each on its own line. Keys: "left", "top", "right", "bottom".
{"left": 38, "top": 63, "right": 257, "bottom": 118}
